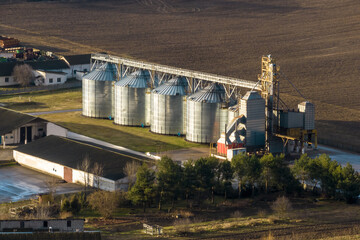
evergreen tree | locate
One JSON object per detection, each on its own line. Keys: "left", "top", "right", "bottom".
{"left": 128, "top": 164, "right": 155, "bottom": 212}
{"left": 231, "top": 153, "right": 248, "bottom": 198}
{"left": 218, "top": 160, "right": 234, "bottom": 199}
{"left": 194, "top": 157, "right": 218, "bottom": 203}
{"left": 156, "top": 156, "right": 182, "bottom": 210}
{"left": 182, "top": 160, "right": 197, "bottom": 204}
{"left": 244, "top": 155, "right": 262, "bottom": 197}
{"left": 338, "top": 163, "right": 360, "bottom": 203}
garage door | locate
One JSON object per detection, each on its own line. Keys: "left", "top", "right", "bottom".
{"left": 64, "top": 167, "right": 73, "bottom": 183}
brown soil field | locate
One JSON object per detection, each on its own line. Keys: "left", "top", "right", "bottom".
{"left": 0, "top": 0, "right": 359, "bottom": 152}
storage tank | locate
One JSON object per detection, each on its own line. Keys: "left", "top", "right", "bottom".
{"left": 186, "top": 83, "right": 226, "bottom": 143}
{"left": 239, "top": 91, "right": 265, "bottom": 148}
{"left": 114, "top": 70, "right": 151, "bottom": 126}
{"left": 298, "top": 101, "right": 315, "bottom": 130}
{"left": 82, "top": 63, "right": 117, "bottom": 118}
{"left": 150, "top": 77, "right": 187, "bottom": 135}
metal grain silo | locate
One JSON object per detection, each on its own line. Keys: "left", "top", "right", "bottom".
{"left": 114, "top": 70, "right": 151, "bottom": 126}
{"left": 82, "top": 63, "right": 117, "bottom": 118}
{"left": 150, "top": 77, "right": 187, "bottom": 135}
{"left": 298, "top": 101, "right": 315, "bottom": 130}
{"left": 239, "top": 91, "right": 265, "bottom": 148}
{"left": 186, "top": 83, "right": 226, "bottom": 143}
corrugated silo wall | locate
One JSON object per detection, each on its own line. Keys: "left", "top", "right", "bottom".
{"left": 219, "top": 107, "right": 228, "bottom": 136}
{"left": 150, "top": 93, "right": 184, "bottom": 135}
{"left": 114, "top": 86, "right": 147, "bottom": 126}
{"left": 145, "top": 89, "right": 151, "bottom": 126}
{"left": 186, "top": 101, "right": 221, "bottom": 143}
{"left": 82, "top": 79, "right": 113, "bottom": 118}
{"left": 240, "top": 97, "right": 265, "bottom": 147}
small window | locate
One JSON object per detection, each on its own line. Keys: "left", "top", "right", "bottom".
{"left": 38, "top": 128, "right": 43, "bottom": 131}
{"left": 5, "top": 77, "right": 9, "bottom": 83}
{"left": 49, "top": 78, "right": 53, "bottom": 83}
{"left": 43, "top": 221, "right": 48, "bottom": 228}
{"left": 20, "top": 221, "right": 24, "bottom": 228}
{"left": 57, "top": 77, "right": 61, "bottom": 83}
{"left": 84, "top": 69, "right": 87, "bottom": 72}
{"left": 67, "top": 220, "right": 71, "bottom": 227}
{"left": 74, "top": 70, "right": 77, "bottom": 74}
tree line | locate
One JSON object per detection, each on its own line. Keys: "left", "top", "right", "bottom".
{"left": 127, "top": 153, "right": 360, "bottom": 212}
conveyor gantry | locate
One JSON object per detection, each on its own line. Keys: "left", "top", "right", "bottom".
{"left": 91, "top": 53, "right": 261, "bottom": 92}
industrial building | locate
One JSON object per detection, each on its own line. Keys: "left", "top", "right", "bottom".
{"left": 13, "top": 135, "right": 152, "bottom": 191}
{"left": 82, "top": 53, "right": 317, "bottom": 158}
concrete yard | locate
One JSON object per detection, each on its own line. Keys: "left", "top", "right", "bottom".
{"left": 0, "top": 165, "right": 82, "bottom": 203}
{"left": 157, "top": 147, "right": 210, "bottom": 163}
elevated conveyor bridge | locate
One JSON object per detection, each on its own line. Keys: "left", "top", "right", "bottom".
{"left": 91, "top": 53, "right": 260, "bottom": 99}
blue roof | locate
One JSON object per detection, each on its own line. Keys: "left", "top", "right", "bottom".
{"left": 152, "top": 77, "right": 187, "bottom": 96}
{"left": 188, "top": 83, "right": 225, "bottom": 103}
{"left": 82, "top": 63, "right": 117, "bottom": 81}
{"left": 115, "top": 70, "right": 150, "bottom": 88}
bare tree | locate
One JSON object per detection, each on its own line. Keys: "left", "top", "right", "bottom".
{"left": 271, "top": 196, "right": 293, "bottom": 219}
{"left": 44, "top": 176, "right": 59, "bottom": 202}
{"left": 92, "top": 162, "right": 104, "bottom": 189}
{"left": 12, "top": 64, "right": 34, "bottom": 87}
{"left": 88, "top": 190, "right": 120, "bottom": 218}
{"left": 123, "top": 161, "right": 140, "bottom": 190}
{"left": 78, "top": 154, "right": 91, "bottom": 198}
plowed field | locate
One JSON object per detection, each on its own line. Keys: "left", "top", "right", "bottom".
{"left": 0, "top": 0, "right": 359, "bottom": 151}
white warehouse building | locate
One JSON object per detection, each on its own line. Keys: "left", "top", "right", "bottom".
{"left": 13, "top": 135, "right": 152, "bottom": 191}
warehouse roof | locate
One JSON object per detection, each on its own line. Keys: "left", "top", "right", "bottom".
{"left": 0, "top": 60, "right": 69, "bottom": 76}
{"left": 63, "top": 54, "right": 91, "bottom": 65}
{"left": 0, "top": 107, "right": 47, "bottom": 135}
{"left": 14, "top": 135, "right": 152, "bottom": 181}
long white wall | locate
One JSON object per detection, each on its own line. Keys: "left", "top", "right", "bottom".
{"left": 0, "top": 76, "right": 16, "bottom": 86}
{"left": 13, "top": 150, "right": 120, "bottom": 192}
{"left": 13, "top": 151, "right": 64, "bottom": 179}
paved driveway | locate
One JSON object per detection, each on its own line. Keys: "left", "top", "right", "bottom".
{"left": 0, "top": 165, "right": 82, "bottom": 203}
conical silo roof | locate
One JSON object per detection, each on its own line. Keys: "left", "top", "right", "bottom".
{"left": 188, "top": 83, "right": 225, "bottom": 103}
{"left": 152, "top": 77, "right": 187, "bottom": 96}
{"left": 83, "top": 62, "right": 117, "bottom": 81}
{"left": 115, "top": 70, "right": 150, "bottom": 88}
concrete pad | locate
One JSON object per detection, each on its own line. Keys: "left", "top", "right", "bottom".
{"left": 157, "top": 147, "right": 210, "bottom": 162}
{"left": 0, "top": 165, "right": 82, "bottom": 203}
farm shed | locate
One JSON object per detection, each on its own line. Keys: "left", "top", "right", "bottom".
{"left": 0, "top": 219, "right": 84, "bottom": 232}
{"left": 0, "top": 107, "right": 49, "bottom": 147}
{"left": 0, "top": 107, "right": 68, "bottom": 147}
{"left": 34, "top": 70, "right": 67, "bottom": 85}
{"left": 62, "top": 54, "right": 91, "bottom": 78}
{"left": 13, "top": 135, "right": 152, "bottom": 191}
{"left": 0, "top": 60, "right": 70, "bottom": 86}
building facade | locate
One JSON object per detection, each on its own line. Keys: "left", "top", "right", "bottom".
{"left": 0, "top": 219, "right": 84, "bottom": 232}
